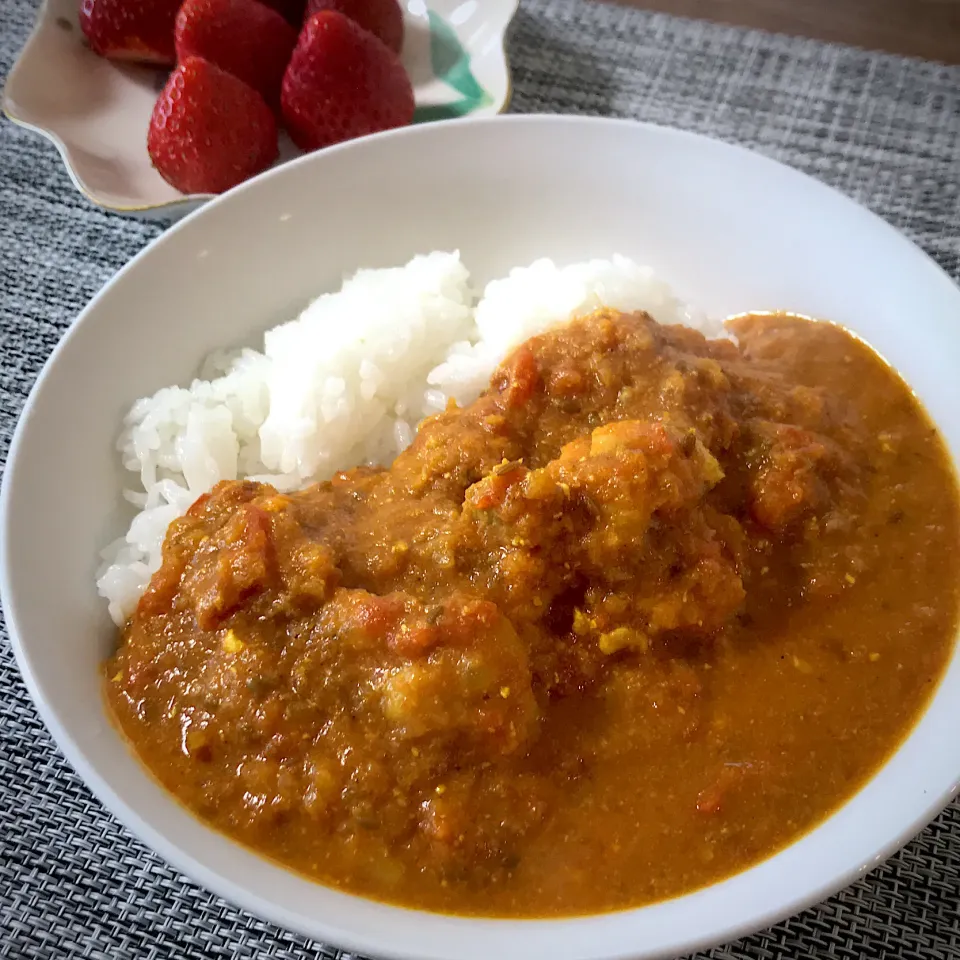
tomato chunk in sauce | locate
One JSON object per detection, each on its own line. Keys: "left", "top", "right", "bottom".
{"left": 106, "top": 310, "right": 960, "bottom": 916}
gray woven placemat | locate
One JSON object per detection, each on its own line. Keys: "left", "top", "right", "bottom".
{"left": 1, "top": 0, "right": 959, "bottom": 956}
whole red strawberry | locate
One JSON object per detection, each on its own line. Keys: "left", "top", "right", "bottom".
{"left": 175, "top": 0, "right": 297, "bottom": 109}
{"left": 304, "top": 0, "right": 404, "bottom": 53}
{"left": 79, "top": 0, "right": 180, "bottom": 64}
{"left": 281, "top": 11, "right": 414, "bottom": 152}
{"left": 148, "top": 58, "right": 278, "bottom": 194}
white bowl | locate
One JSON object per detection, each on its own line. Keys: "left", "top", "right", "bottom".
{"left": 1, "top": 0, "right": 518, "bottom": 218}
{"left": 2, "top": 115, "right": 959, "bottom": 960}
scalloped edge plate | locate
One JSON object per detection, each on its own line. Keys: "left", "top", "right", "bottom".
{"left": 2, "top": 0, "right": 518, "bottom": 218}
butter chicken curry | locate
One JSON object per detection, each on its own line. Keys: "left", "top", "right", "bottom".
{"left": 106, "top": 310, "right": 959, "bottom": 916}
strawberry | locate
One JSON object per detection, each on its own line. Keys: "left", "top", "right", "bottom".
{"left": 257, "top": 0, "right": 307, "bottom": 25}
{"left": 79, "top": 0, "right": 180, "bottom": 64}
{"left": 148, "top": 58, "right": 278, "bottom": 194}
{"left": 304, "top": 0, "right": 404, "bottom": 53}
{"left": 175, "top": 0, "right": 297, "bottom": 109}
{"left": 281, "top": 12, "right": 414, "bottom": 152}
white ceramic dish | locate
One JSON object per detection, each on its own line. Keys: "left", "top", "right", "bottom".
{"left": 1, "top": 0, "right": 517, "bottom": 218}
{"left": 2, "top": 115, "right": 959, "bottom": 960}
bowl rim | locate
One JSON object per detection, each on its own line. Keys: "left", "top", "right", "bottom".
{"left": 2, "top": 113, "right": 959, "bottom": 960}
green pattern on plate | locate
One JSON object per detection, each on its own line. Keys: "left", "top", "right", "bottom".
{"left": 413, "top": 10, "right": 493, "bottom": 123}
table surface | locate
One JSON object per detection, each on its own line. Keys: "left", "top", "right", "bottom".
{"left": 613, "top": 0, "right": 960, "bottom": 63}
{"left": 1, "top": 0, "right": 959, "bottom": 958}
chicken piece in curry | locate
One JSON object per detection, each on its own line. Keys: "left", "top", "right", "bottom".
{"left": 106, "top": 310, "right": 960, "bottom": 916}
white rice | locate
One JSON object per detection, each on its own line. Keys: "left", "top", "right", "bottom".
{"left": 98, "top": 252, "right": 717, "bottom": 625}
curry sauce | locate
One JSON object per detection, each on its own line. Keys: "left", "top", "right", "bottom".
{"left": 106, "top": 310, "right": 960, "bottom": 916}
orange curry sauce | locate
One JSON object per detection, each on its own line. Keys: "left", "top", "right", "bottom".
{"left": 106, "top": 310, "right": 960, "bottom": 916}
